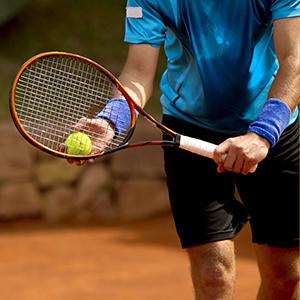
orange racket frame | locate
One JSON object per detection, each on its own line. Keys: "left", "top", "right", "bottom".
{"left": 10, "top": 52, "right": 177, "bottom": 160}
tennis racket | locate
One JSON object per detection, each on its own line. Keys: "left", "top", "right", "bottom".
{"left": 9, "top": 51, "right": 253, "bottom": 170}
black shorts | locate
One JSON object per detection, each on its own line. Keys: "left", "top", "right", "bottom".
{"left": 162, "top": 115, "right": 299, "bottom": 248}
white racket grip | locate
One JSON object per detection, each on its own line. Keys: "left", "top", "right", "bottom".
{"left": 178, "top": 135, "right": 257, "bottom": 173}
{"left": 178, "top": 135, "right": 216, "bottom": 159}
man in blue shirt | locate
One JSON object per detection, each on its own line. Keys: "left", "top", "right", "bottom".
{"left": 70, "top": 1, "right": 300, "bottom": 299}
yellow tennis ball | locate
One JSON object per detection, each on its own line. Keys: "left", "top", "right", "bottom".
{"left": 65, "top": 132, "right": 92, "bottom": 155}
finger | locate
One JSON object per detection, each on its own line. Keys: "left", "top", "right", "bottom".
{"left": 214, "top": 142, "right": 230, "bottom": 165}
{"left": 92, "top": 144, "right": 102, "bottom": 154}
{"left": 214, "top": 144, "right": 229, "bottom": 173}
{"left": 242, "top": 160, "right": 258, "bottom": 175}
{"left": 222, "top": 151, "right": 237, "bottom": 172}
{"left": 67, "top": 159, "right": 85, "bottom": 166}
{"left": 75, "top": 160, "right": 86, "bottom": 166}
{"left": 67, "top": 159, "right": 75, "bottom": 165}
{"left": 232, "top": 155, "right": 245, "bottom": 173}
{"left": 249, "top": 164, "right": 258, "bottom": 173}
{"left": 59, "top": 143, "right": 67, "bottom": 153}
{"left": 217, "top": 164, "right": 226, "bottom": 173}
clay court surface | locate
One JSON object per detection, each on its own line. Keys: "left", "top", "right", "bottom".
{"left": 0, "top": 215, "right": 259, "bottom": 300}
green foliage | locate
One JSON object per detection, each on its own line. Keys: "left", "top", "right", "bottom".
{"left": 0, "top": 0, "right": 165, "bottom": 119}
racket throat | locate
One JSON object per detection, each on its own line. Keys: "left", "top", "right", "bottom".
{"left": 174, "top": 134, "right": 181, "bottom": 147}
{"left": 161, "top": 134, "right": 181, "bottom": 148}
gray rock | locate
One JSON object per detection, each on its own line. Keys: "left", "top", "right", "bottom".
{"left": 111, "top": 118, "right": 165, "bottom": 179}
{"left": 75, "top": 163, "right": 110, "bottom": 210}
{"left": 0, "top": 181, "right": 41, "bottom": 219}
{"left": 0, "top": 121, "right": 34, "bottom": 182}
{"left": 35, "top": 158, "right": 82, "bottom": 188}
{"left": 43, "top": 186, "right": 74, "bottom": 222}
{"left": 115, "top": 179, "right": 170, "bottom": 221}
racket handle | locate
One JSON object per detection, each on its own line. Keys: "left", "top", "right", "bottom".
{"left": 178, "top": 135, "right": 216, "bottom": 159}
{"left": 178, "top": 135, "right": 257, "bottom": 173}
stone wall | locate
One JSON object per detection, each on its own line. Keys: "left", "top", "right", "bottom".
{"left": 0, "top": 118, "right": 170, "bottom": 223}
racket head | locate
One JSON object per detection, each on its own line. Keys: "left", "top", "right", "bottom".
{"left": 10, "top": 52, "right": 137, "bottom": 159}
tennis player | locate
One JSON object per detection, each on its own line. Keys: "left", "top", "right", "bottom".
{"left": 69, "top": 1, "right": 300, "bottom": 299}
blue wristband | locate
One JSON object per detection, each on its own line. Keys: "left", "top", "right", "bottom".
{"left": 248, "top": 98, "right": 291, "bottom": 147}
{"left": 97, "top": 98, "right": 137, "bottom": 135}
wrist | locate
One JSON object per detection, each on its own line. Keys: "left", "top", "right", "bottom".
{"left": 248, "top": 98, "right": 291, "bottom": 147}
{"left": 97, "top": 98, "right": 136, "bottom": 135}
{"left": 247, "top": 132, "right": 271, "bottom": 149}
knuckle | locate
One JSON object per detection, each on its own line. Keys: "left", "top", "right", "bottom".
{"left": 231, "top": 144, "right": 243, "bottom": 154}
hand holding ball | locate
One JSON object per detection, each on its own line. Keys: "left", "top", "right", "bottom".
{"left": 65, "top": 132, "right": 92, "bottom": 155}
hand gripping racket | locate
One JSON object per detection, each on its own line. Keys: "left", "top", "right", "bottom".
{"left": 9, "top": 51, "right": 246, "bottom": 167}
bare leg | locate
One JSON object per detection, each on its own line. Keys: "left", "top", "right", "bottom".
{"left": 187, "top": 240, "right": 236, "bottom": 300}
{"left": 255, "top": 244, "right": 299, "bottom": 300}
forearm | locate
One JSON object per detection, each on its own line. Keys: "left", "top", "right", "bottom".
{"left": 247, "top": 17, "right": 300, "bottom": 148}
{"left": 268, "top": 55, "right": 300, "bottom": 112}
{"left": 117, "top": 44, "right": 160, "bottom": 108}
{"left": 118, "top": 69, "right": 153, "bottom": 108}
{"left": 247, "top": 56, "right": 300, "bottom": 148}
{"left": 98, "top": 44, "right": 160, "bottom": 134}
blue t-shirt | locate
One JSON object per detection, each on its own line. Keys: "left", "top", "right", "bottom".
{"left": 125, "top": 0, "right": 300, "bottom": 134}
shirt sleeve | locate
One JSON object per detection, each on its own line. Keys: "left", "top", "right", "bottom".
{"left": 271, "top": 0, "right": 300, "bottom": 20}
{"left": 124, "top": 0, "right": 166, "bottom": 47}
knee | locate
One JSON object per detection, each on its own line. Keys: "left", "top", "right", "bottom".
{"left": 261, "top": 256, "right": 300, "bottom": 295}
{"left": 192, "top": 257, "right": 236, "bottom": 300}
{"left": 200, "top": 262, "right": 234, "bottom": 289}
{"left": 187, "top": 242, "right": 236, "bottom": 291}
{"left": 268, "top": 267, "right": 299, "bottom": 292}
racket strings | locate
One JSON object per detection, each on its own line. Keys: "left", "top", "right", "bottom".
{"left": 14, "top": 56, "right": 132, "bottom": 155}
